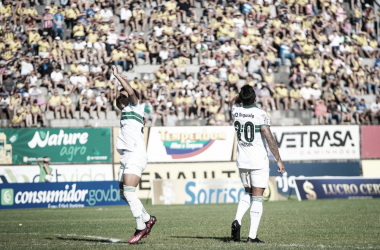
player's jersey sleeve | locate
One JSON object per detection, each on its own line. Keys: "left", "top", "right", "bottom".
{"left": 231, "top": 104, "right": 241, "bottom": 120}
{"left": 259, "top": 111, "right": 271, "bottom": 127}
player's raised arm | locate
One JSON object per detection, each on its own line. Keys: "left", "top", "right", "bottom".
{"left": 261, "top": 126, "right": 285, "bottom": 174}
{"left": 111, "top": 65, "right": 138, "bottom": 105}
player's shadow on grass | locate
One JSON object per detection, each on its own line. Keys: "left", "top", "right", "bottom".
{"left": 172, "top": 236, "right": 232, "bottom": 242}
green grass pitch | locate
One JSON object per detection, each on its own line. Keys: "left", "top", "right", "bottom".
{"left": 0, "top": 199, "right": 379, "bottom": 249}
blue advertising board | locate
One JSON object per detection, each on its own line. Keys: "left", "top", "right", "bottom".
{"left": 0, "top": 181, "right": 125, "bottom": 209}
{"left": 269, "top": 161, "right": 361, "bottom": 195}
{"left": 294, "top": 177, "right": 380, "bottom": 201}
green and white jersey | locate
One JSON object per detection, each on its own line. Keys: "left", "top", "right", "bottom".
{"left": 231, "top": 104, "right": 270, "bottom": 169}
{"left": 116, "top": 101, "right": 146, "bottom": 153}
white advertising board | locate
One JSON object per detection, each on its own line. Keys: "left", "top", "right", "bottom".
{"left": 270, "top": 125, "right": 360, "bottom": 161}
{"left": 147, "top": 126, "right": 236, "bottom": 162}
{"left": 0, "top": 164, "right": 114, "bottom": 183}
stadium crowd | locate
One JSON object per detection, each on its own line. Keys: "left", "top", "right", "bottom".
{"left": 0, "top": 0, "right": 380, "bottom": 128}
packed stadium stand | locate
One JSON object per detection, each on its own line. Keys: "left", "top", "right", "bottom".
{"left": 0, "top": 0, "right": 379, "bottom": 128}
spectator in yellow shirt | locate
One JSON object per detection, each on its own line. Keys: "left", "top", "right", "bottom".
{"left": 2, "top": 44, "right": 14, "bottom": 61}
{"left": 26, "top": 5, "right": 41, "bottom": 21}
{"left": 112, "top": 47, "right": 127, "bottom": 71}
{"left": 9, "top": 110, "right": 24, "bottom": 128}
{"left": 28, "top": 29, "right": 41, "bottom": 55}
{"left": 94, "top": 75, "right": 107, "bottom": 90}
{"left": 62, "top": 36, "right": 75, "bottom": 63}
{"left": 69, "top": 60, "right": 81, "bottom": 75}
{"left": 166, "top": 0, "right": 177, "bottom": 11}
{"left": 61, "top": 91, "right": 76, "bottom": 119}
{"left": 274, "top": 83, "right": 290, "bottom": 110}
{"left": 65, "top": 4, "right": 80, "bottom": 30}
{"left": 46, "top": 89, "right": 61, "bottom": 119}
{"left": 263, "top": 49, "right": 280, "bottom": 72}
{"left": 228, "top": 70, "right": 240, "bottom": 88}
{"left": 9, "top": 92, "right": 22, "bottom": 115}
{"left": 368, "top": 36, "right": 379, "bottom": 58}
{"left": 3, "top": 26, "right": 14, "bottom": 43}
{"left": 38, "top": 37, "right": 51, "bottom": 58}
{"left": 73, "top": 22, "right": 85, "bottom": 39}
{"left": 31, "top": 100, "right": 46, "bottom": 127}
{"left": 9, "top": 37, "right": 21, "bottom": 53}
{"left": 134, "top": 39, "right": 150, "bottom": 64}
{"left": 0, "top": 3, "right": 12, "bottom": 19}
{"left": 215, "top": 107, "right": 228, "bottom": 125}
{"left": 131, "top": 5, "right": 147, "bottom": 32}
{"left": 49, "top": 1, "right": 58, "bottom": 14}
{"left": 289, "top": 85, "right": 304, "bottom": 110}
{"left": 302, "top": 40, "right": 314, "bottom": 57}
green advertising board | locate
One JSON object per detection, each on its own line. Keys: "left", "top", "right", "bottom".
{"left": 0, "top": 128, "right": 111, "bottom": 164}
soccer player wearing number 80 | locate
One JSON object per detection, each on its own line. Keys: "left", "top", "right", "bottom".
{"left": 229, "top": 85, "right": 285, "bottom": 243}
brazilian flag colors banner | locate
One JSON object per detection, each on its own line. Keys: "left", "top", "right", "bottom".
{"left": 0, "top": 128, "right": 111, "bottom": 164}
{"left": 147, "top": 126, "right": 236, "bottom": 162}
{"left": 294, "top": 177, "right": 380, "bottom": 201}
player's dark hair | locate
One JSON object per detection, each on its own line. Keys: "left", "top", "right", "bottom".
{"left": 118, "top": 95, "right": 129, "bottom": 107}
{"left": 120, "top": 88, "right": 140, "bottom": 100}
{"left": 119, "top": 88, "right": 140, "bottom": 106}
{"left": 239, "top": 85, "right": 256, "bottom": 105}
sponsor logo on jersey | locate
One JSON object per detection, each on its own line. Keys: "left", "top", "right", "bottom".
{"left": 158, "top": 129, "right": 226, "bottom": 159}
{"left": 235, "top": 113, "right": 255, "bottom": 119}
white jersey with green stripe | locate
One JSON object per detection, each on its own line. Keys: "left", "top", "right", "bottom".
{"left": 231, "top": 104, "right": 270, "bottom": 170}
{"left": 116, "top": 101, "right": 146, "bottom": 153}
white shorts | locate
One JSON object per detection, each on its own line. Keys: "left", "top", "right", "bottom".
{"left": 39, "top": 52, "right": 50, "bottom": 58}
{"left": 362, "top": 46, "right": 374, "bottom": 51}
{"left": 118, "top": 149, "right": 147, "bottom": 180}
{"left": 239, "top": 167, "right": 269, "bottom": 189}
{"left": 240, "top": 45, "right": 253, "bottom": 51}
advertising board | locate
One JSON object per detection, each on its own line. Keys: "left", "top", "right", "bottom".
{"left": 362, "top": 160, "right": 380, "bottom": 177}
{"left": 146, "top": 126, "right": 235, "bottom": 162}
{"left": 0, "top": 181, "right": 125, "bottom": 209}
{"left": 114, "top": 161, "right": 359, "bottom": 199}
{"left": 269, "top": 161, "right": 361, "bottom": 195}
{"left": 0, "top": 165, "right": 114, "bottom": 183}
{"left": 0, "top": 128, "right": 111, "bottom": 164}
{"left": 270, "top": 125, "right": 360, "bottom": 161}
{"left": 114, "top": 162, "right": 241, "bottom": 199}
{"left": 151, "top": 177, "right": 283, "bottom": 205}
{"left": 294, "top": 177, "right": 380, "bottom": 201}
{"left": 361, "top": 126, "right": 380, "bottom": 159}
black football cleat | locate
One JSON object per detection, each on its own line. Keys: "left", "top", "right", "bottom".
{"left": 231, "top": 220, "right": 241, "bottom": 242}
{"left": 247, "top": 237, "right": 265, "bottom": 243}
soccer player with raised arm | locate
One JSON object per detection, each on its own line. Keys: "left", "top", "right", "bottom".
{"left": 230, "top": 85, "right": 285, "bottom": 243}
{"left": 111, "top": 66, "right": 157, "bottom": 244}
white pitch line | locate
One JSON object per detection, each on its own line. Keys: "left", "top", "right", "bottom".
{"left": 66, "top": 234, "right": 123, "bottom": 243}
{"left": 0, "top": 233, "right": 124, "bottom": 244}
